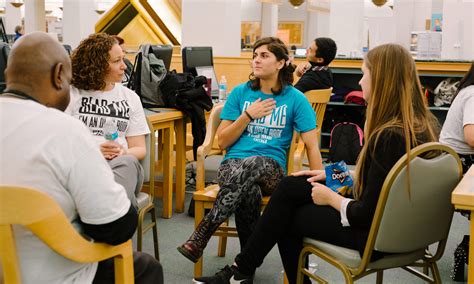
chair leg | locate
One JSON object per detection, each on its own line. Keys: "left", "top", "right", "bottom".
{"left": 149, "top": 206, "right": 160, "bottom": 261}
{"left": 296, "top": 249, "right": 307, "bottom": 284}
{"left": 376, "top": 271, "right": 383, "bottom": 284}
{"left": 194, "top": 200, "right": 205, "bottom": 278}
{"left": 423, "top": 265, "right": 429, "bottom": 276}
{"left": 283, "top": 272, "right": 289, "bottom": 284}
{"left": 430, "top": 262, "right": 442, "bottom": 284}
{"left": 137, "top": 208, "right": 146, "bottom": 252}
{"left": 217, "top": 219, "right": 229, "bottom": 257}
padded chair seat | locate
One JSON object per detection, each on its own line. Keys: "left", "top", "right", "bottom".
{"left": 137, "top": 192, "right": 150, "bottom": 209}
{"left": 194, "top": 184, "right": 271, "bottom": 206}
{"left": 303, "top": 238, "right": 425, "bottom": 269}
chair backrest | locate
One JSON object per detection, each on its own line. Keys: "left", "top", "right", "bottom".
{"left": 62, "top": 44, "right": 72, "bottom": 55}
{"left": 304, "top": 88, "right": 332, "bottom": 134}
{"left": 0, "top": 186, "right": 134, "bottom": 284}
{"left": 0, "top": 42, "right": 10, "bottom": 92}
{"left": 150, "top": 44, "right": 173, "bottom": 71}
{"left": 358, "top": 143, "right": 462, "bottom": 271}
{"left": 196, "top": 103, "right": 224, "bottom": 191}
{"left": 195, "top": 104, "right": 301, "bottom": 190}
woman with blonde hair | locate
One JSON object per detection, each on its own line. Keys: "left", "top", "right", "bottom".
{"left": 195, "top": 43, "right": 439, "bottom": 284}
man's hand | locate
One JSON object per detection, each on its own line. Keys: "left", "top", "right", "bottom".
{"left": 295, "top": 62, "right": 311, "bottom": 77}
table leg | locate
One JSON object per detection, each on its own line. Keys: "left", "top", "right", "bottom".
{"left": 469, "top": 216, "right": 474, "bottom": 282}
{"left": 175, "top": 118, "right": 186, "bottom": 213}
{"left": 161, "top": 126, "right": 173, "bottom": 219}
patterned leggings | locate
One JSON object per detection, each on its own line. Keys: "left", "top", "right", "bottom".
{"left": 204, "top": 156, "right": 284, "bottom": 249}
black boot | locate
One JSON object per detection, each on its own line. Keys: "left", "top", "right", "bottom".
{"left": 177, "top": 216, "right": 221, "bottom": 263}
{"left": 452, "top": 235, "right": 470, "bottom": 282}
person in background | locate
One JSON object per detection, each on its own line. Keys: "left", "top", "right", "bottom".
{"left": 0, "top": 31, "right": 162, "bottom": 284}
{"left": 439, "top": 62, "right": 474, "bottom": 281}
{"left": 294, "top": 37, "right": 337, "bottom": 93}
{"left": 111, "top": 35, "right": 134, "bottom": 83}
{"left": 14, "top": 25, "right": 24, "bottom": 42}
{"left": 440, "top": 62, "right": 474, "bottom": 173}
{"left": 195, "top": 43, "right": 439, "bottom": 284}
{"left": 66, "top": 33, "right": 150, "bottom": 209}
{"left": 177, "top": 37, "right": 324, "bottom": 265}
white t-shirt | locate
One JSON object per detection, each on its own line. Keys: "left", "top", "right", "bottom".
{"left": 65, "top": 84, "right": 150, "bottom": 149}
{"left": 440, "top": 85, "right": 474, "bottom": 155}
{"left": 0, "top": 97, "right": 131, "bottom": 284}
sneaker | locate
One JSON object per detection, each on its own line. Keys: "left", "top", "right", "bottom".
{"left": 194, "top": 265, "right": 253, "bottom": 284}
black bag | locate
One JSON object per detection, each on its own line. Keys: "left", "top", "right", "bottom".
{"left": 128, "top": 44, "right": 167, "bottom": 108}
{"left": 159, "top": 70, "right": 197, "bottom": 107}
{"left": 328, "top": 122, "right": 364, "bottom": 165}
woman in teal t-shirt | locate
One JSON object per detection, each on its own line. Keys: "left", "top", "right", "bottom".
{"left": 178, "top": 37, "right": 324, "bottom": 263}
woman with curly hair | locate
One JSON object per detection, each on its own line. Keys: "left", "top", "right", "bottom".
{"left": 66, "top": 33, "right": 149, "bottom": 208}
{"left": 177, "top": 37, "right": 323, "bottom": 263}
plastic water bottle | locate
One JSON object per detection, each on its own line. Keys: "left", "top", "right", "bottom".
{"left": 218, "top": 75, "right": 227, "bottom": 101}
{"left": 104, "top": 119, "right": 118, "bottom": 141}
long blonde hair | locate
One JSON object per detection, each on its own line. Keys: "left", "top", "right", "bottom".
{"left": 353, "top": 44, "right": 438, "bottom": 199}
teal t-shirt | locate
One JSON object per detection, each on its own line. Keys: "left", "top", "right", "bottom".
{"left": 221, "top": 82, "right": 316, "bottom": 170}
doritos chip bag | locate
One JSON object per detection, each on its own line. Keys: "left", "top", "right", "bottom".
{"left": 325, "top": 161, "right": 353, "bottom": 198}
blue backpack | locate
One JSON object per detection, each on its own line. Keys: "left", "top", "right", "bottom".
{"left": 328, "top": 122, "right": 364, "bottom": 165}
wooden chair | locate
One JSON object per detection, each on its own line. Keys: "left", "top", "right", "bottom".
{"left": 296, "top": 142, "right": 463, "bottom": 284}
{"left": 295, "top": 88, "right": 332, "bottom": 167}
{"left": 192, "top": 103, "right": 304, "bottom": 277}
{"left": 0, "top": 186, "right": 134, "bottom": 284}
{"left": 305, "top": 88, "right": 332, "bottom": 137}
{"left": 136, "top": 117, "right": 160, "bottom": 260}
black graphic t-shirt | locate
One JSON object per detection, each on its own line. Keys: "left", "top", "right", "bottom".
{"left": 66, "top": 84, "right": 150, "bottom": 149}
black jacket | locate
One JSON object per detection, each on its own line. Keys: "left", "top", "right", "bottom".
{"left": 294, "top": 63, "right": 333, "bottom": 93}
{"left": 169, "top": 85, "right": 213, "bottom": 160}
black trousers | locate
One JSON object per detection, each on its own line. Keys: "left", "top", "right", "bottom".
{"left": 235, "top": 176, "right": 358, "bottom": 284}
{"left": 93, "top": 251, "right": 163, "bottom": 284}
{"left": 458, "top": 153, "right": 474, "bottom": 174}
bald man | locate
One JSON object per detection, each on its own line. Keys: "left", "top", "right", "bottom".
{"left": 0, "top": 32, "right": 162, "bottom": 284}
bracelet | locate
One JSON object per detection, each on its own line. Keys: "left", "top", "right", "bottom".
{"left": 244, "top": 110, "right": 254, "bottom": 120}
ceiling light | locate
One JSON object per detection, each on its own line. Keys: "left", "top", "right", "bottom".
{"left": 289, "top": 0, "right": 305, "bottom": 9}
{"left": 372, "top": 0, "right": 387, "bottom": 7}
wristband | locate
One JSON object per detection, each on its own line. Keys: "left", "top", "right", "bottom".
{"left": 244, "top": 110, "right": 254, "bottom": 120}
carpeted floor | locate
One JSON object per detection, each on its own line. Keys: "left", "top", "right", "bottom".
{"left": 135, "top": 191, "right": 469, "bottom": 284}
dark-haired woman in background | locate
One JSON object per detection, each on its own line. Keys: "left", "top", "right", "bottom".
{"left": 439, "top": 62, "right": 474, "bottom": 281}
{"left": 66, "top": 33, "right": 149, "bottom": 209}
{"left": 177, "top": 37, "right": 324, "bottom": 263}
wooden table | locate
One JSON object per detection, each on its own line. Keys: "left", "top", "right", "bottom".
{"left": 452, "top": 166, "right": 474, "bottom": 282}
{"left": 145, "top": 108, "right": 186, "bottom": 219}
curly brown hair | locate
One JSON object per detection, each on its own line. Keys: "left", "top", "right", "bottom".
{"left": 71, "top": 33, "right": 118, "bottom": 91}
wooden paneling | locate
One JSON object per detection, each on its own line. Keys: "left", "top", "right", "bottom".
{"left": 119, "top": 15, "right": 162, "bottom": 47}
{"left": 170, "top": 53, "right": 307, "bottom": 92}
{"left": 119, "top": 49, "right": 473, "bottom": 92}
